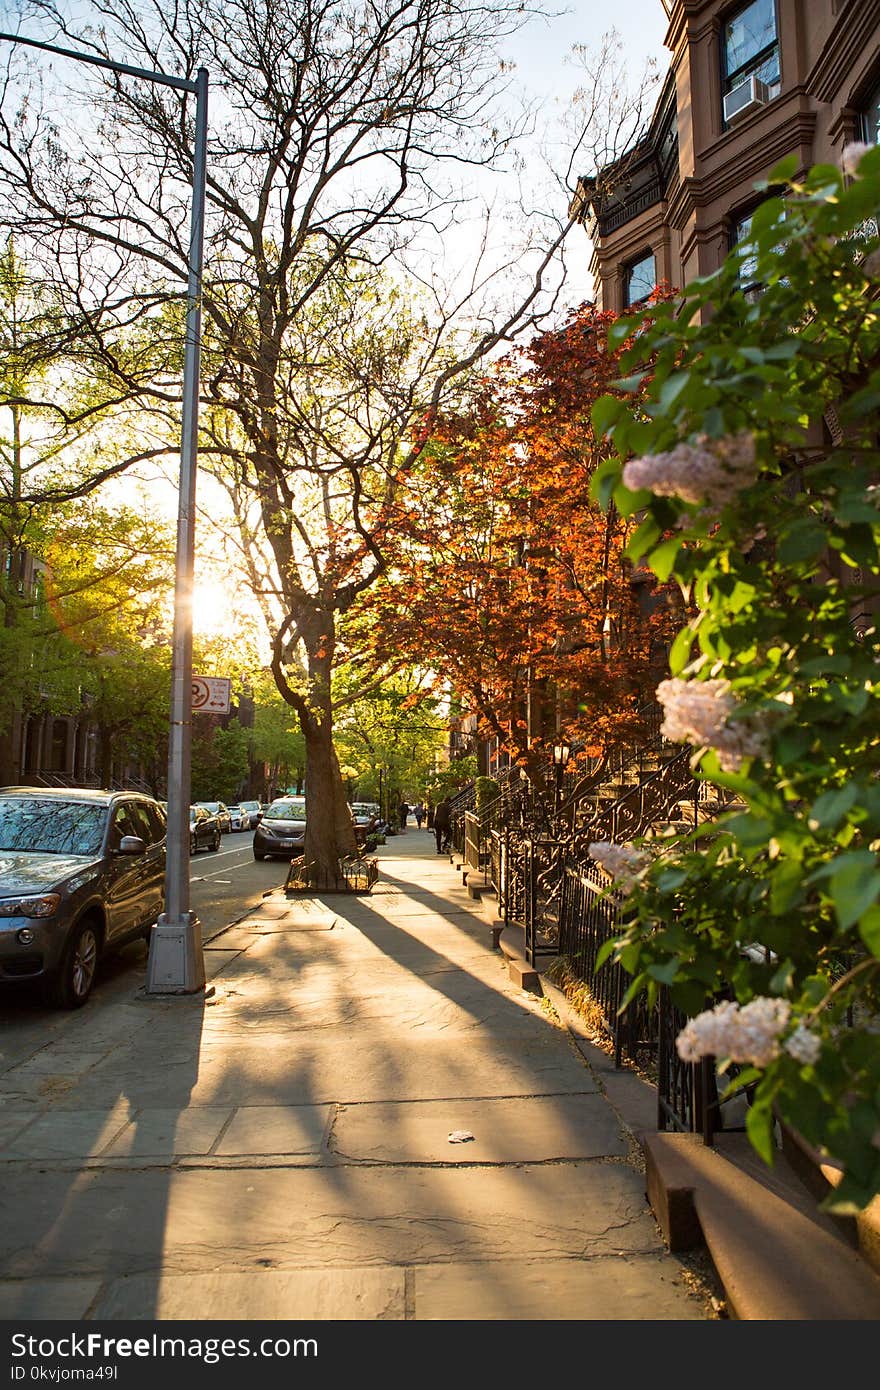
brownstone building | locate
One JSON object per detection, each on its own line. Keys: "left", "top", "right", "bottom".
{"left": 573, "top": 0, "right": 880, "bottom": 310}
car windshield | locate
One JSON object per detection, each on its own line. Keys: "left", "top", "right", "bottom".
{"left": 199, "top": 803, "right": 221, "bottom": 812}
{"left": 0, "top": 797, "right": 107, "bottom": 856}
{"left": 266, "top": 799, "right": 306, "bottom": 820}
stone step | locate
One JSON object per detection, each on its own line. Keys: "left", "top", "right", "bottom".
{"left": 642, "top": 1130, "right": 880, "bottom": 1320}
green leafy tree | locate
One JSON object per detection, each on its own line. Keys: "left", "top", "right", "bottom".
{"left": 191, "top": 721, "right": 251, "bottom": 804}
{"left": 589, "top": 146, "right": 880, "bottom": 1211}
{"left": 37, "top": 498, "right": 176, "bottom": 787}
{"left": 333, "top": 669, "right": 448, "bottom": 818}
{"left": 249, "top": 674, "right": 307, "bottom": 800}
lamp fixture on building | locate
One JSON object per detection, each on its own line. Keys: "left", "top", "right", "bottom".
{"left": 553, "top": 739, "right": 572, "bottom": 812}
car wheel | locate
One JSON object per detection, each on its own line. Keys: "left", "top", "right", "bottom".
{"left": 46, "top": 918, "right": 100, "bottom": 1010}
{"left": 190, "top": 834, "right": 197, "bottom": 855}
{"left": 212, "top": 830, "right": 221, "bottom": 851}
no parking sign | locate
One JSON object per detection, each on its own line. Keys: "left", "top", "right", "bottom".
{"left": 191, "top": 675, "right": 231, "bottom": 713}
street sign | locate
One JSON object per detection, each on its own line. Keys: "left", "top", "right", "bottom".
{"left": 191, "top": 675, "right": 231, "bottom": 714}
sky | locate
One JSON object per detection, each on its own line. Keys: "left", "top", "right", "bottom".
{"left": 502, "top": 0, "right": 670, "bottom": 99}
{"left": 485, "top": 1, "right": 674, "bottom": 306}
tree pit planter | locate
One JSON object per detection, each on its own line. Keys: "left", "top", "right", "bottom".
{"left": 284, "top": 854, "right": 379, "bottom": 895}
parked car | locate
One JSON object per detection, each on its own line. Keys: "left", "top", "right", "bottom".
{"left": 0, "top": 786, "right": 167, "bottom": 1009}
{"left": 350, "top": 802, "right": 381, "bottom": 847}
{"left": 194, "top": 800, "right": 231, "bottom": 834}
{"left": 253, "top": 796, "right": 307, "bottom": 860}
{"left": 189, "top": 805, "right": 222, "bottom": 854}
{"left": 226, "top": 803, "right": 251, "bottom": 832}
{"left": 238, "top": 799, "right": 263, "bottom": 829}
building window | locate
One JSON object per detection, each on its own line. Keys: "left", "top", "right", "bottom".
{"left": 624, "top": 251, "right": 656, "bottom": 307}
{"left": 860, "top": 77, "right": 880, "bottom": 145}
{"left": 722, "top": 0, "right": 780, "bottom": 106}
{"left": 731, "top": 210, "right": 760, "bottom": 295}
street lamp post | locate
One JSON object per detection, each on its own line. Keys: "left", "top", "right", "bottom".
{"left": 0, "top": 33, "right": 209, "bottom": 993}
{"left": 553, "top": 738, "right": 572, "bottom": 815}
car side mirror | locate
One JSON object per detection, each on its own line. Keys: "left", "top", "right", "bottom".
{"left": 117, "top": 835, "right": 146, "bottom": 855}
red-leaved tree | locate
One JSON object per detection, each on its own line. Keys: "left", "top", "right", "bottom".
{"left": 368, "top": 301, "right": 681, "bottom": 796}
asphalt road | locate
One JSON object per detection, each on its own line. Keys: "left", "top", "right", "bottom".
{"left": 0, "top": 830, "right": 289, "bottom": 1034}
{"left": 187, "top": 827, "right": 288, "bottom": 941}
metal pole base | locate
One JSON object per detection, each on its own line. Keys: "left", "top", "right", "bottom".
{"left": 145, "top": 912, "right": 206, "bottom": 994}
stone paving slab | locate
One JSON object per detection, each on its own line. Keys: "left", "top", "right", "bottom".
{"left": 0, "top": 1111, "right": 41, "bottom": 1147}
{"left": 413, "top": 1255, "right": 705, "bottom": 1320}
{"left": 6, "top": 1050, "right": 107, "bottom": 1078}
{"left": 0, "top": 1162, "right": 669, "bottom": 1282}
{"left": 192, "top": 971, "right": 555, "bottom": 1039}
{"left": 101, "top": 1106, "right": 234, "bottom": 1158}
{"left": 330, "top": 1093, "right": 626, "bottom": 1164}
{"left": 1, "top": 1103, "right": 132, "bottom": 1160}
{"left": 203, "top": 930, "right": 256, "bottom": 951}
{"left": 92, "top": 1267, "right": 406, "bottom": 1321}
{"left": 235, "top": 918, "right": 337, "bottom": 932}
{"left": 0, "top": 1278, "right": 102, "bottom": 1320}
{"left": 215, "top": 1104, "right": 333, "bottom": 1156}
{"left": 34, "top": 1032, "right": 598, "bottom": 1110}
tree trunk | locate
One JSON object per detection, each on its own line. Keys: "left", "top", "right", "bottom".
{"left": 302, "top": 719, "right": 359, "bottom": 881}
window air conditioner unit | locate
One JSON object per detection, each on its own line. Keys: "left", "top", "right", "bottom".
{"left": 723, "top": 74, "right": 770, "bottom": 125}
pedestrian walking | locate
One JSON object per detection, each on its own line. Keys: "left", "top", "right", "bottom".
{"left": 398, "top": 800, "right": 409, "bottom": 831}
{"left": 432, "top": 795, "right": 451, "bottom": 853}
{"left": 414, "top": 801, "right": 425, "bottom": 829}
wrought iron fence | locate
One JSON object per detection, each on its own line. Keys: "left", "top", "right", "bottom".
{"left": 555, "top": 859, "right": 658, "bottom": 1066}
{"left": 285, "top": 854, "right": 379, "bottom": 894}
{"left": 656, "top": 987, "right": 756, "bottom": 1143}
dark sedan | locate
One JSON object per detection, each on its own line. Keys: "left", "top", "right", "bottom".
{"left": 0, "top": 787, "right": 167, "bottom": 1009}
{"left": 189, "top": 805, "right": 222, "bottom": 854}
{"left": 253, "top": 796, "right": 307, "bottom": 860}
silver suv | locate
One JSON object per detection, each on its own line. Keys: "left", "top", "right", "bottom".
{"left": 0, "top": 787, "right": 167, "bottom": 1009}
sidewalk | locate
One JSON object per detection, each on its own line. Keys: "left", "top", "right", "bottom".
{"left": 0, "top": 830, "right": 710, "bottom": 1322}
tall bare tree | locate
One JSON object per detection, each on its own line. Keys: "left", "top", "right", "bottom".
{"left": 0, "top": 3, "right": 653, "bottom": 876}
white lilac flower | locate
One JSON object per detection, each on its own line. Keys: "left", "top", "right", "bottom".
{"left": 675, "top": 996, "right": 792, "bottom": 1068}
{"left": 656, "top": 676, "right": 767, "bottom": 772}
{"left": 841, "top": 141, "right": 872, "bottom": 177}
{"left": 622, "top": 432, "right": 757, "bottom": 511}
{"left": 784, "top": 1025, "right": 822, "bottom": 1066}
{"left": 587, "top": 840, "right": 650, "bottom": 891}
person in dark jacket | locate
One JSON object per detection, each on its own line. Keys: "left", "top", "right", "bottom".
{"left": 398, "top": 800, "right": 409, "bottom": 831}
{"left": 432, "top": 796, "right": 452, "bottom": 853}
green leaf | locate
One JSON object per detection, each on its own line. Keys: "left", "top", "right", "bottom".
{"left": 828, "top": 851, "right": 880, "bottom": 930}
{"left": 612, "top": 372, "right": 648, "bottom": 394}
{"left": 589, "top": 457, "right": 622, "bottom": 510}
{"left": 808, "top": 785, "right": 857, "bottom": 831}
{"left": 595, "top": 936, "right": 622, "bottom": 970}
{"left": 745, "top": 1093, "right": 777, "bottom": 1165}
{"left": 769, "top": 860, "right": 805, "bottom": 915}
{"left": 766, "top": 154, "right": 799, "bottom": 186}
{"left": 591, "top": 395, "right": 625, "bottom": 439}
{"left": 668, "top": 625, "right": 696, "bottom": 676}
{"left": 607, "top": 317, "right": 635, "bottom": 349}
{"left": 648, "top": 536, "right": 684, "bottom": 583}
{"left": 857, "top": 905, "right": 880, "bottom": 956}
{"left": 656, "top": 371, "right": 690, "bottom": 414}
{"left": 769, "top": 958, "right": 796, "bottom": 993}
{"left": 777, "top": 520, "right": 828, "bottom": 565}
{"left": 624, "top": 515, "right": 662, "bottom": 565}
{"left": 647, "top": 958, "right": 680, "bottom": 985}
